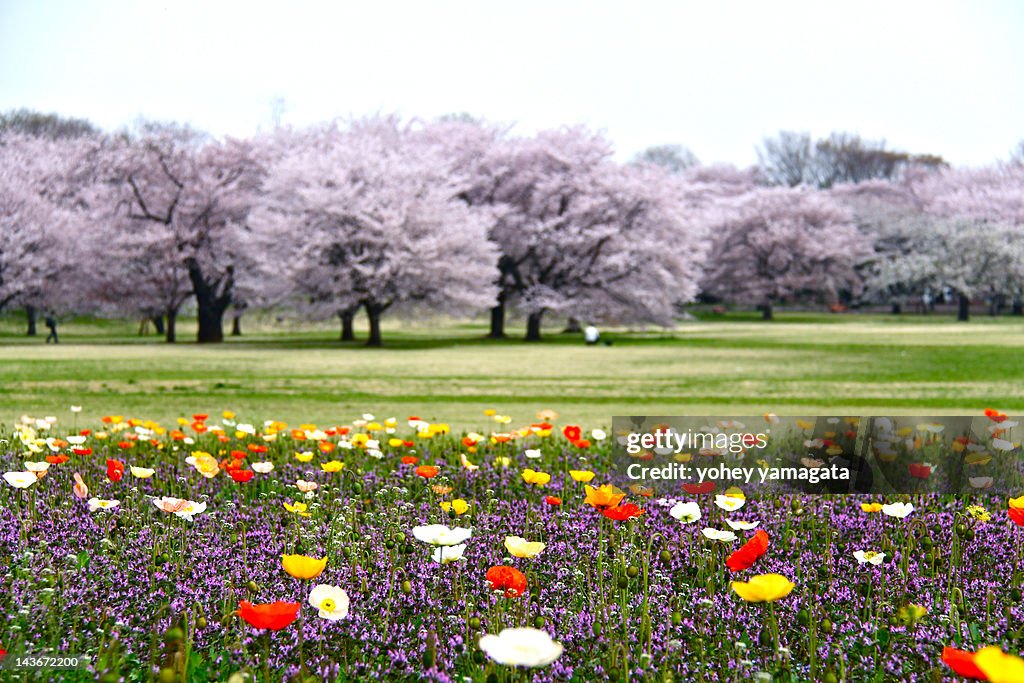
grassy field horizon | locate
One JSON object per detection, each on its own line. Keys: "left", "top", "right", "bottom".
{"left": 2, "top": 311, "right": 1023, "bottom": 430}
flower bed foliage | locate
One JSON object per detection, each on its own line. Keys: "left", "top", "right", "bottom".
{"left": 1, "top": 409, "right": 1023, "bottom": 682}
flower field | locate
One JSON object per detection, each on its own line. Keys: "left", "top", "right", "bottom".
{"left": 2, "top": 409, "right": 1023, "bottom": 682}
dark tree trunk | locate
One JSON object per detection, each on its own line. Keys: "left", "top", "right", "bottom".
{"left": 340, "top": 309, "right": 356, "bottom": 341}
{"left": 188, "top": 260, "right": 232, "bottom": 344}
{"left": 231, "top": 314, "right": 242, "bottom": 336}
{"left": 365, "top": 302, "right": 383, "bottom": 347}
{"left": 26, "top": 306, "right": 37, "bottom": 336}
{"left": 165, "top": 309, "right": 177, "bottom": 343}
{"left": 891, "top": 302, "right": 902, "bottom": 315}
{"left": 761, "top": 302, "right": 773, "bottom": 321}
{"left": 1013, "top": 299, "right": 1023, "bottom": 315}
{"left": 525, "top": 311, "right": 544, "bottom": 341}
{"left": 152, "top": 315, "right": 165, "bottom": 335}
{"left": 957, "top": 292, "right": 970, "bottom": 322}
{"left": 563, "top": 317, "right": 582, "bottom": 333}
{"left": 487, "top": 302, "right": 506, "bottom": 339}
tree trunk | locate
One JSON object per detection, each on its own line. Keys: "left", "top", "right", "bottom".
{"left": 365, "top": 302, "right": 383, "bottom": 347}
{"left": 487, "top": 303, "right": 506, "bottom": 339}
{"left": 1013, "top": 298, "right": 1023, "bottom": 316}
{"left": 231, "top": 313, "right": 242, "bottom": 336}
{"left": 957, "top": 292, "right": 970, "bottom": 322}
{"left": 525, "top": 311, "right": 544, "bottom": 342}
{"left": 761, "top": 302, "right": 773, "bottom": 321}
{"left": 891, "top": 302, "right": 902, "bottom": 315}
{"left": 340, "top": 309, "right": 356, "bottom": 341}
{"left": 152, "top": 315, "right": 165, "bottom": 335}
{"left": 563, "top": 317, "right": 582, "bottom": 333}
{"left": 165, "top": 309, "right": 177, "bottom": 343}
{"left": 196, "top": 305, "right": 226, "bottom": 343}
{"left": 26, "top": 306, "right": 37, "bottom": 336}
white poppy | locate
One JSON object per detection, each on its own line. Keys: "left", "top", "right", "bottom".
{"left": 67, "top": 435, "right": 87, "bottom": 445}
{"left": 88, "top": 498, "right": 120, "bottom": 512}
{"left": 70, "top": 405, "right": 83, "bottom": 413}
{"left": 969, "top": 476, "right": 993, "bottom": 489}
{"left": 130, "top": 466, "right": 155, "bottom": 479}
{"left": 669, "top": 501, "right": 702, "bottom": 524}
{"left": 881, "top": 502, "right": 914, "bottom": 519}
{"left": 714, "top": 495, "right": 745, "bottom": 512}
{"left": 432, "top": 544, "right": 467, "bottom": 564}
{"left": 524, "top": 449, "right": 542, "bottom": 459}
{"left": 412, "top": 524, "right": 473, "bottom": 546}
{"left": 308, "top": 584, "right": 350, "bottom": 620}
{"left": 992, "top": 438, "right": 1015, "bottom": 451}
{"left": 252, "top": 461, "right": 274, "bottom": 474}
{"left": 701, "top": 528, "right": 737, "bottom": 542}
{"left": 24, "top": 461, "right": 50, "bottom": 473}
{"left": 853, "top": 550, "right": 885, "bottom": 565}
{"left": 725, "top": 519, "right": 759, "bottom": 531}
{"left": 152, "top": 496, "right": 207, "bottom": 522}
{"left": 478, "top": 628, "right": 563, "bottom": 668}
{"left": 3, "top": 471, "right": 37, "bottom": 489}
{"left": 591, "top": 429, "right": 607, "bottom": 441}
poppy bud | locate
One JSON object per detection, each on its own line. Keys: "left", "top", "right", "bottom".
{"left": 195, "top": 617, "right": 207, "bottom": 630}
{"left": 473, "top": 651, "right": 485, "bottom": 664}
{"left": 246, "top": 580, "right": 260, "bottom": 592}
{"left": 401, "top": 579, "right": 412, "bottom": 594}
{"left": 964, "top": 529, "right": 975, "bottom": 542}
{"left": 1011, "top": 588, "right": 1022, "bottom": 602}
{"left": 671, "top": 611, "right": 682, "bottom": 626}
{"left": 164, "top": 627, "right": 185, "bottom": 645}
{"left": 533, "top": 616, "right": 546, "bottom": 628}
{"left": 659, "top": 549, "right": 673, "bottom": 563}
{"left": 617, "top": 577, "right": 629, "bottom": 590}
{"left": 158, "top": 670, "right": 177, "bottom": 683}
{"left": 468, "top": 616, "right": 481, "bottom": 629}
{"left": 820, "top": 618, "right": 834, "bottom": 634}
{"left": 593, "top": 622, "right": 602, "bottom": 636}
{"left": 822, "top": 670, "right": 838, "bottom": 683}
{"left": 626, "top": 566, "right": 639, "bottom": 579}
{"left": 796, "top": 609, "right": 810, "bottom": 627}
{"left": 395, "top": 532, "right": 407, "bottom": 543}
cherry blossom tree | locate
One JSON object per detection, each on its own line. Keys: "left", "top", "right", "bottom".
{"left": 96, "top": 123, "right": 265, "bottom": 343}
{"left": 251, "top": 117, "right": 499, "bottom": 346}
{"left": 699, "top": 187, "right": 871, "bottom": 319}
{"left": 458, "top": 126, "right": 709, "bottom": 340}
{"left": 0, "top": 132, "right": 85, "bottom": 333}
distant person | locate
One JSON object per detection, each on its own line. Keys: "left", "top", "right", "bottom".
{"left": 45, "top": 315, "right": 59, "bottom": 344}
{"left": 584, "top": 325, "right": 599, "bottom": 346}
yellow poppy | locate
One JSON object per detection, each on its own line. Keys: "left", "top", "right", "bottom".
{"left": 731, "top": 574, "right": 795, "bottom": 603}
{"left": 295, "top": 451, "right": 314, "bottom": 463}
{"left": 861, "top": 503, "right": 883, "bottom": 513}
{"left": 504, "top": 535, "right": 545, "bottom": 558}
{"left": 1009, "top": 496, "right": 1024, "bottom": 511}
{"left": 975, "top": 647, "right": 1024, "bottom": 683}
{"left": 521, "top": 469, "right": 551, "bottom": 486}
{"left": 569, "top": 470, "right": 595, "bottom": 483}
{"left": 440, "top": 499, "right": 470, "bottom": 515}
{"left": 281, "top": 554, "right": 327, "bottom": 580}
{"left": 320, "top": 460, "right": 344, "bottom": 473}
{"left": 283, "top": 502, "right": 311, "bottom": 518}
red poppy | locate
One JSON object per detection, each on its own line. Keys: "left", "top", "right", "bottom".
{"left": 415, "top": 465, "right": 439, "bottom": 479}
{"left": 106, "top": 459, "right": 124, "bottom": 482}
{"left": 170, "top": 430, "right": 186, "bottom": 441}
{"left": 461, "top": 437, "right": 477, "bottom": 448}
{"left": 229, "top": 469, "right": 254, "bottom": 483}
{"left": 941, "top": 647, "right": 987, "bottom": 680}
{"left": 238, "top": 601, "right": 299, "bottom": 630}
{"left": 544, "top": 496, "right": 562, "bottom": 506}
{"left": 563, "top": 425, "right": 582, "bottom": 442}
{"left": 230, "top": 450, "right": 247, "bottom": 459}
{"left": 79, "top": 429, "right": 91, "bottom": 436}
{"left": 248, "top": 444, "right": 268, "bottom": 454}
{"left": 486, "top": 566, "right": 527, "bottom": 598}
{"left": 726, "top": 530, "right": 770, "bottom": 572}
{"left": 46, "top": 454, "right": 70, "bottom": 465}
{"left": 192, "top": 414, "right": 209, "bottom": 422}
{"left": 984, "top": 408, "right": 1008, "bottom": 423}
{"left": 72, "top": 447, "right": 92, "bottom": 456}
{"left": 1010, "top": 508, "right": 1024, "bottom": 526}
{"left": 0, "top": 647, "right": 5, "bottom": 660}
{"left": 337, "top": 427, "right": 351, "bottom": 436}
{"left": 191, "top": 422, "right": 208, "bottom": 434}
{"left": 117, "top": 441, "right": 134, "bottom": 450}
{"left": 220, "top": 458, "right": 244, "bottom": 472}
{"left": 403, "top": 440, "right": 414, "bottom": 448}
{"left": 572, "top": 439, "right": 591, "bottom": 449}
{"left": 602, "top": 503, "right": 645, "bottom": 521}
{"left": 682, "top": 481, "right": 716, "bottom": 495}
{"left": 908, "top": 463, "right": 932, "bottom": 479}
{"left": 401, "top": 456, "right": 419, "bottom": 465}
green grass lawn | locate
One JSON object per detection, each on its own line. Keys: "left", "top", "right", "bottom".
{"left": 1, "top": 311, "right": 1023, "bottom": 430}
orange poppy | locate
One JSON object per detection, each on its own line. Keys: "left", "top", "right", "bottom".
{"left": 602, "top": 503, "right": 645, "bottom": 521}
{"left": 46, "top": 454, "right": 70, "bottom": 465}
{"left": 726, "top": 530, "right": 770, "bottom": 572}
{"left": 238, "top": 601, "right": 299, "bottom": 630}
{"left": 486, "top": 566, "right": 527, "bottom": 598}
{"left": 416, "top": 465, "right": 439, "bottom": 479}
{"left": 401, "top": 456, "right": 419, "bottom": 465}
{"left": 984, "top": 408, "right": 1008, "bottom": 423}
{"left": 545, "top": 496, "right": 562, "bottom": 506}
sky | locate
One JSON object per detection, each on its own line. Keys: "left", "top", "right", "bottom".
{"left": 1, "top": 0, "right": 1022, "bottom": 166}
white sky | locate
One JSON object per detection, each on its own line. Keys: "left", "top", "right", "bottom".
{"left": 1, "top": 0, "right": 1021, "bottom": 166}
